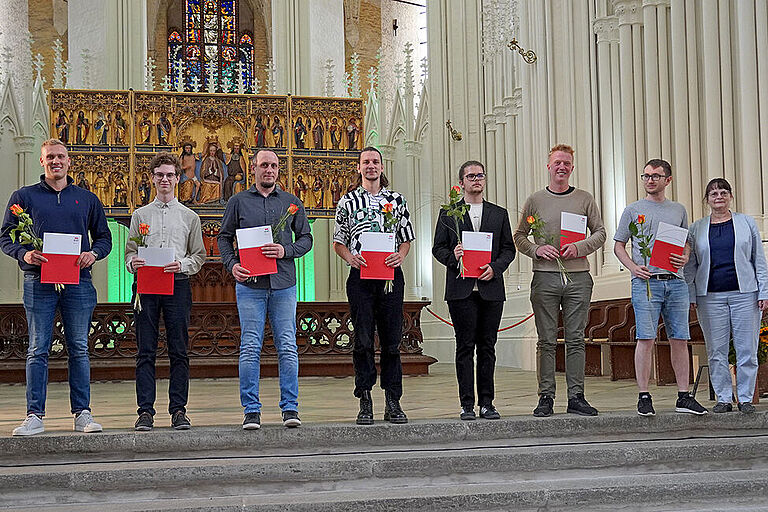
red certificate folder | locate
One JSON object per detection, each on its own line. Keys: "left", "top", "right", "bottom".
{"left": 359, "top": 232, "right": 395, "bottom": 280}
{"left": 137, "top": 266, "right": 174, "bottom": 295}
{"left": 462, "top": 231, "right": 492, "bottom": 278}
{"left": 41, "top": 232, "right": 81, "bottom": 285}
{"left": 560, "top": 212, "right": 587, "bottom": 248}
{"left": 136, "top": 247, "right": 175, "bottom": 295}
{"left": 236, "top": 226, "right": 278, "bottom": 277}
{"left": 649, "top": 221, "right": 688, "bottom": 272}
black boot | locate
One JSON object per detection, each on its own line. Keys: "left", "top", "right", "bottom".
{"left": 356, "top": 390, "right": 374, "bottom": 425}
{"left": 383, "top": 391, "right": 408, "bottom": 424}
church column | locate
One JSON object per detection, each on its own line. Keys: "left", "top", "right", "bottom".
{"left": 613, "top": 0, "right": 643, "bottom": 202}
{"left": 593, "top": 15, "right": 622, "bottom": 273}
{"left": 14, "top": 135, "right": 36, "bottom": 187}
{"left": 758, "top": 0, "right": 768, "bottom": 228}
{"left": 271, "top": 0, "right": 344, "bottom": 96}
{"left": 68, "top": 0, "right": 147, "bottom": 90}
{"left": 699, "top": 0, "right": 722, "bottom": 185}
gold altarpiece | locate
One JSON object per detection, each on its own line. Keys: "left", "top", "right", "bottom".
{"left": 49, "top": 89, "right": 364, "bottom": 222}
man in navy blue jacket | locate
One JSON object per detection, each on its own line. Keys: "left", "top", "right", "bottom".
{"left": 0, "top": 138, "right": 112, "bottom": 436}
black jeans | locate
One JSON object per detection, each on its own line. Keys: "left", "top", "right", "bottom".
{"left": 447, "top": 292, "right": 504, "bottom": 408}
{"left": 346, "top": 267, "right": 404, "bottom": 399}
{"left": 133, "top": 278, "right": 192, "bottom": 416}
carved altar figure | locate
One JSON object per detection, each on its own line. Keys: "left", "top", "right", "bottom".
{"left": 330, "top": 117, "right": 341, "bottom": 149}
{"left": 76, "top": 171, "right": 90, "bottom": 191}
{"left": 94, "top": 111, "right": 109, "bottom": 145}
{"left": 294, "top": 117, "right": 307, "bottom": 149}
{"left": 75, "top": 111, "right": 90, "bottom": 144}
{"left": 198, "top": 139, "right": 225, "bottom": 204}
{"left": 139, "top": 113, "right": 152, "bottom": 144}
{"left": 137, "top": 172, "right": 152, "bottom": 205}
{"left": 178, "top": 141, "right": 199, "bottom": 204}
{"left": 312, "top": 117, "right": 324, "bottom": 149}
{"left": 254, "top": 116, "right": 267, "bottom": 147}
{"left": 224, "top": 138, "right": 248, "bottom": 202}
{"left": 157, "top": 111, "right": 172, "bottom": 145}
{"left": 330, "top": 176, "right": 342, "bottom": 206}
{"left": 294, "top": 174, "right": 308, "bottom": 204}
{"left": 346, "top": 118, "right": 359, "bottom": 150}
{"left": 271, "top": 115, "right": 284, "bottom": 147}
{"left": 114, "top": 111, "right": 127, "bottom": 145}
{"left": 310, "top": 175, "right": 324, "bottom": 208}
{"left": 93, "top": 171, "right": 109, "bottom": 205}
{"left": 55, "top": 110, "right": 69, "bottom": 144}
{"left": 112, "top": 172, "right": 128, "bottom": 206}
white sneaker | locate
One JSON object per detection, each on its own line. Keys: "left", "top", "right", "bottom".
{"left": 12, "top": 414, "right": 44, "bottom": 436}
{"left": 74, "top": 410, "right": 102, "bottom": 433}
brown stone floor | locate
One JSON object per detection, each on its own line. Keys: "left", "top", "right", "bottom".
{"left": 0, "top": 363, "right": 727, "bottom": 435}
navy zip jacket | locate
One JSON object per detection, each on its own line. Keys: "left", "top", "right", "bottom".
{"left": 0, "top": 175, "right": 112, "bottom": 279}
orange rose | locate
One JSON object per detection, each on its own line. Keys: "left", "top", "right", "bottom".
{"left": 138, "top": 223, "right": 150, "bottom": 236}
{"left": 288, "top": 203, "right": 299, "bottom": 215}
{"left": 637, "top": 215, "right": 646, "bottom": 224}
{"left": 526, "top": 215, "right": 535, "bottom": 224}
{"left": 382, "top": 203, "right": 394, "bottom": 213}
{"left": 451, "top": 185, "right": 461, "bottom": 194}
{"left": 9, "top": 204, "right": 23, "bottom": 216}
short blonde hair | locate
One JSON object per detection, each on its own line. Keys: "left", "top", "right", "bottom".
{"left": 548, "top": 144, "right": 574, "bottom": 158}
{"left": 41, "top": 138, "right": 67, "bottom": 150}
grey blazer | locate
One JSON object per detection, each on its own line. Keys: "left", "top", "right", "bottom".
{"left": 685, "top": 212, "right": 768, "bottom": 302}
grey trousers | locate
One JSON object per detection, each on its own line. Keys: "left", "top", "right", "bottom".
{"left": 530, "top": 271, "right": 593, "bottom": 399}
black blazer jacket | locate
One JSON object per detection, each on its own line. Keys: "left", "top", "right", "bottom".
{"left": 432, "top": 199, "right": 516, "bottom": 302}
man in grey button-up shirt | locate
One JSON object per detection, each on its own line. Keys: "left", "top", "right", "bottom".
{"left": 217, "top": 149, "right": 312, "bottom": 430}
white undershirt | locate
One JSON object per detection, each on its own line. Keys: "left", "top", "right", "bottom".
{"left": 469, "top": 203, "right": 483, "bottom": 231}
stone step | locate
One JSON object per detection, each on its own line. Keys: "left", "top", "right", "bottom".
{"left": 2, "top": 429, "right": 768, "bottom": 508}
{"left": 2, "top": 410, "right": 766, "bottom": 458}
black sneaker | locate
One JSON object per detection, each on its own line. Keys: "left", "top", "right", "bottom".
{"left": 566, "top": 394, "right": 598, "bottom": 416}
{"left": 134, "top": 412, "right": 153, "bottom": 431}
{"left": 460, "top": 406, "right": 476, "bottom": 421}
{"left": 533, "top": 395, "right": 554, "bottom": 417}
{"left": 243, "top": 412, "right": 261, "bottom": 430}
{"left": 171, "top": 411, "right": 191, "bottom": 430}
{"left": 738, "top": 402, "right": 756, "bottom": 414}
{"left": 637, "top": 394, "right": 655, "bottom": 416}
{"left": 282, "top": 410, "right": 302, "bottom": 427}
{"left": 479, "top": 405, "right": 501, "bottom": 420}
{"left": 675, "top": 393, "right": 708, "bottom": 415}
{"left": 712, "top": 402, "right": 733, "bottom": 413}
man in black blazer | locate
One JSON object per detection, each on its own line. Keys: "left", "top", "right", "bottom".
{"left": 432, "top": 160, "right": 516, "bottom": 420}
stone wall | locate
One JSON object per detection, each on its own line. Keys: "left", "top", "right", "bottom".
{"left": 29, "top": 0, "right": 68, "bottom": 90}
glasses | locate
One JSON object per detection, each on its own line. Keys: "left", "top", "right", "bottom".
{"left": 708, "top": 190, "right": 730, "bottom": 198}
{"left": 464, "top": 173, "right": 485, "bottom": 181}
{"left": 640, "top": 173, "right": 668, "bottom": 182}
{"left": 153, "top": 173, "right": 177, "bottom": 180}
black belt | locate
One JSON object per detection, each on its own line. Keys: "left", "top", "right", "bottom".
{"left": 649, "top": 274, "right": 679, "bottom": 280}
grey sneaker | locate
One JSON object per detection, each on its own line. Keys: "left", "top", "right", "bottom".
{"left": 74, "top": 410, "right": 103, "bottom": 433}
{"left": 134, "top": 412, "right": 154, "bottom": 431}
{"left": 12, "top": 414, "right": 44, "bottom": 436}
{"left": 712, "top": 402, "right": 733, "bottom": 413}
{"left": 171, "top": 411, "right": 191, "bottom": 430}
{"left": 738, "top": 402, "right": 756, "bottom": 414}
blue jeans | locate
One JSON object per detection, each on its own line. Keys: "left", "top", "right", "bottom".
{"left": 631, "top": 277, "right": 690, "bottom": 340}
{"left": 696, "top": 291, "right": 760, "bottom": 403}
{"left": 22, "top": 275, "right": 97, "bottom": 416}
{"left": 236, "top": 283, "right": 299, "bottom": 413}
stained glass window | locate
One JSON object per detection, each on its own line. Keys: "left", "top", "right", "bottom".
{"left": 167, "top": 0, "right": 254, "bottom": 92}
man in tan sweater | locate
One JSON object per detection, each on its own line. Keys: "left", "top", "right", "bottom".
{"left": 513, "top": 144, "right": 606, "bottom": 417}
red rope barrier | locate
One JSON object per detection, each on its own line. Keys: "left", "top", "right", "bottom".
{"left": 424, "top": 306, "right": 534, "bottom": 333}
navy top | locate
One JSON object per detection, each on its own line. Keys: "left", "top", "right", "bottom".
{"left": 0, "top": 175, "right": 112, "bottom": 280}
{"left": 707, "top": 218, "right": 739, "bottom": 292}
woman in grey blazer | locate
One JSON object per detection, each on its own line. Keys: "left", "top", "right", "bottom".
{"left": 686, "top": 178, "right": 768, "bottom": 414}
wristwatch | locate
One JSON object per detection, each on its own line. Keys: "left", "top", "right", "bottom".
{"left": 89, "top": 250, "right": 98, "bottom": 259}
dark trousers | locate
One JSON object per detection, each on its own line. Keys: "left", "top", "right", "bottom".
{"left": 133, "top": 278, "right": 192, "bottom": 416}
{"left": 346, "top": 267, "right": 404, "bottom": 399}
{"left": 447, "top": 292, "right": 504, "bottom": 408}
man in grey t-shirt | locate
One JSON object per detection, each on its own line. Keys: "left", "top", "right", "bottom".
{"left": 614, "top": 159, "right": 707, "bottom": 417}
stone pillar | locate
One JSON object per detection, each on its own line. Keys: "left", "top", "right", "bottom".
{"left": 14, "top": 135, "right": 36, "bottom": 186}
{"left": 68, "top": 0, "right": 147, "bottom": 90}
{"left": 271, "top": 0, "right": 344, "bottom": 95}
{"left": 0, "top": 0, "right": 31, "bottom": 121}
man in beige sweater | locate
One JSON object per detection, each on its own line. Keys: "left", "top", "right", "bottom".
{"left": 513, "top": 144, "right": 606, "bottom": 417}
